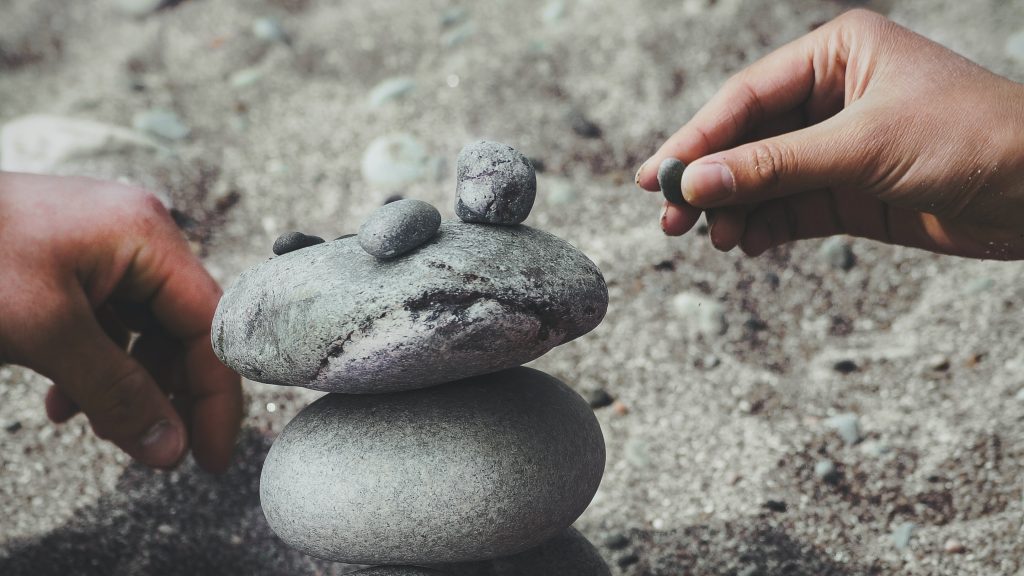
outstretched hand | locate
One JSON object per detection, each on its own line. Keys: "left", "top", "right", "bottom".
{"left": 0, "top": 172, "right": 242, "bottom": 472}
{"left": 636, "top": 9, "right": 1024, "bottom": 260}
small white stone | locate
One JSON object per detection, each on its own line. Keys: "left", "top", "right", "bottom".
{"left": 368, "top": 77, "right": 416, "bottom": 107}
{"left": 361, "top": 133, "right": 432, "bottom": 188}
{"left": 826, "top": 413, "right": 861, "bottom": 446}
{"left": 541, "top": 0, "right": 566, "bottom": 23}
{"left": 230, "top": 67, "right": 265, "bottom": 88}
{"left": 132, "top": 109, "right": 190, "bottom": 141}
{"left": 672, "top": 292, "right": 727, "bottom": 337}
{"left": 252, "top": 17, "right": 287, "bottom": 43}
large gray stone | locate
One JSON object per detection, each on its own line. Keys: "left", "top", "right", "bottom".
{"left": 455, "top": 141, "right": 536, "bottom": 225}
{"left": 437, "top": 528, "right": 611, "bottom": 576}
{"left": 260, "top": 368, "right": 606, "bottom": 564}
{"left": 353, "top": 568, "right": 450, "bottom": 576}
{"left": 213, "top": 221, "right": 607, "bottom": 393}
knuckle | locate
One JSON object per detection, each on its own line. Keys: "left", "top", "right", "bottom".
{"left": 746, "top": 141, "right": 788, "bottom": 190}
{"left": 837, "top": 8, "right": 885, "bottom": 29}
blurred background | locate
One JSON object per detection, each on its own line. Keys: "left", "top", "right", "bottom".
{"left": 2, "top": 0, "right": 1024, "bottom": 574}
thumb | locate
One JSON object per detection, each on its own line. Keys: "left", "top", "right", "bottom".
{"left": 33, "top": 301, "right": 187, "bottom": 469}
{"left": 680, "top": 111, "right": 876, "bottom": 209}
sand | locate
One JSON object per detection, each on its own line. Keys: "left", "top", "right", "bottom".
{"left": 1, "top": 0, "right": 1023, "bottom": 574}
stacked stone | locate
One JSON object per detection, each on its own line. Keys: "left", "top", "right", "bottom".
{"left": 212, "top": 141, "right": 611, "bottom": 575}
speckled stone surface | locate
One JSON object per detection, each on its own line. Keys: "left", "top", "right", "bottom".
{"left": 353, "top": 568, "right": 451, "bottom": 576}
{"left": 657, "top": 158, "right": 686, "bottom": 205}
{"left": 437, "top": 528, "right": 611, "bottom": 576}
{"left": 358, "top": 198, "right": 441, "bottom": 259}
{"left": 213, "top": 221, "right": 608, "bottom": 393}
{"left": 455, "top": 141, "right": 536, "bottom": 225}
{"left": 259, "top": 367, "right": 606, "bottom": 565}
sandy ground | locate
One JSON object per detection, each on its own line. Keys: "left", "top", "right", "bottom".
{"left": 2, "top": 0, "right": 1024, "bottom": 574}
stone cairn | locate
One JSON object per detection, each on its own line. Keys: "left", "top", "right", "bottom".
{"left": 213, "top": 141, "right": 611, "bottom": 576}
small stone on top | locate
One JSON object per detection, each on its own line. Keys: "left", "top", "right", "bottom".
{"left": 455, "top": 140, "right": 536, "bottom": 225}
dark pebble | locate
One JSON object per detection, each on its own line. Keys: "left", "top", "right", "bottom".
{"left": 657, "top": 158, "right": 686, "bottom": 205}
{"left": 273, "top": 232, "right": 325, "bottom": 255}
{"left": 384, "top": 194, "right": 405, "bottom": 205}
{"left": 335, "top": 233, "right": 356, "bottom": 240}
{"left": 584, "top": 388, "right": 614, "bottom": 409}
{"left": 602, "top": 533, "right": 630, "bottom": 550}
{"left": 762, "top": 499, "right": 787, "bottom": 513}
{"left": 833, "top": 360, "right": 859, "bottom": 374}
{"left": 567, "top": 109, "right": 602, "bottom": 139}
{"left": 5, "top": 421, "right": 22, "bottom": 433}
{"left": 616, "top": 553, "right": 640, "bottom": 568}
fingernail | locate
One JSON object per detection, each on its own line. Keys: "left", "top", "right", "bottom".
{"left": 660, "top": 204, "right": 668, "bottom": 227}
{"left": 682, "top": 162, "right": 734, "bottom": 205}
{"left": 139, "top": 420, "right": 183, "bottom": 465}
{"left": 634, "top": 159, "right": 649, "bottom": 186}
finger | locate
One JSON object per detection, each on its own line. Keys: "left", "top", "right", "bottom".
{"left": 707, "top": 207, "right": 748, "bottom": 252}
{"left": 30, "top": 297, "right": 187, "bottom": 469}
{"left": 96, "top": 304, "right": 132, "bottom": 349}
{"left": 681, "top": 110, "right": 873, "bottom": 209}
{"left": 132, "top": 330, "right": 194, "bottom": 434}
{"left": 660, "top": 202, "right": 702, "bottom": 236}
{"left": 637, "top": 26, "right": 838, "bottom": 190}
{"left": 117, "top": 205, "right": 242, "bottom": 473}
{"left": 44, "top": 385, "right": 80, "bottom": 423}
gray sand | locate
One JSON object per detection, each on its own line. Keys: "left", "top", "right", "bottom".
{"left": 2, "top": 1, "right": 1024, "bottom": 575}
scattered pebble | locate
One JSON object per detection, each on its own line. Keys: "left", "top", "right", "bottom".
{"left": 921, "top": 354, "right": 951, "bottom": 373}
{"left": 252, "top": 17, "right": 288, "bottom": 43}
{"left": 440, "top": 6, "right": 468, "bottom": 28}
{"left": 963, "top": 276, "right": 994, "bottom": 295}
{"left": 1006, "top": 30, "right": 1024, "bottom": 61}
{"left": 672, "top": 292, "right": 727, "bottom": 337}
{"left": 657, "top": 158, "right": 686, "bottom": 205}
{"left": 616, "top": 552, "right": 640, "bottom": 568}
{"left": 584, "top": 388, "right": 614, "bottom": 409}
{"left": 540, "top": 0, "right": 566, "bottom": 23}
{"left": 943, "top": 538, "right": 966, "bottom": 554}
{"left": 825, "top": 413, "right": 861, "bottom": 446}
{"left": 602, "top": 532, "right": 630, "bottom": 550}
{"left": 273, "top": 232, "right": 325, "bottom": 256}
{"left": 4, "top": 421, "right": 22, "bottom": 434}
{"left": 833, "top": 359, "right": 859, "bottom": 374}
{"left": 156, "top": 523, "right": 176, "bottom": 535}
{"left": 335, "top": 233, "right": 356, "bottom": 240}
{"left": 368, "top": 76, "right": 416, "bottom": 108}
{"left": 892, "top": 522, "right": 915, "bottom": 550}
{"left": 455, "top": 140, "right": 537, "bottom": 225}
{"left": 361, "top": 133, "right": 432, "bottom": 188}
{"left": 132, "top": 108, "right": 190, "bottom": 141}
{"left": 358, "top": 199, "right": 442, "bottom": 259}
{"left": 566, "top": 108, "right": 602, "bottom": 139}
{"left": 114, "top": 0, "right": 167, "bottom": 16}
{"left": 700, "top": 355, "right": 721, "bottom": 369}
{"left": 383, "top": 194, "right": 404, "bottom": 205}
{"left": 441, "top": 23, "right": 475, "bottom": 47}
{"left": 813, "top": 459, "right": 839, "bottom": 483}
{"left": 737, "top": 566, "right": 759, "bottom": 576}
{"left": 819, "top": 237, "right": 855, "bottom": 271}
{"left": 762, "top": 499, "right": 787, "bottom": 513}
{"left": 229, "top": 67, "right": 265, "bottom": 88}
{"left": 611, "top": 399, "right": 629, "bottom": 416}
{"left": 859, "top": 440, "right": 889, "bottom": 458}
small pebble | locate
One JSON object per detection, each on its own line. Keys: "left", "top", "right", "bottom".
{"left": 252, "top": 17, "right": 288, "bottom": 43}
{"left": 611, "top": 399, "right": 629, "bottom": 416}
{"left": 859, "top": 440, "right": 889, "bottom": 458}
{"left": 616, "top": 553, "right": 640, "bottom": 568}
{"left": 825, "top": 413, "right": 861, "bottom": 446}
{"left": 813, "top": 459, "right": 839, "bottom": 483}
{"left": 229, "top": 67, "right": 264, "bottom": 88}
{"left": 584, "top": 388, "right": 614, "bottom": 409}
{"left": 115, "top": 0, "right": 167, "bottom": 16}
{"left": 4, "top": 421, "right": 22, "bottom": 433}
{"left": 672, "top": 292, "right": 727, "bottom": 337}
{"left": 963, "top": 276, "right": 994, "bottom": 294}
{"left": 657, "top": 158, "right": 686, "bottom": 205}
{"left": 833, "top": 359, "right": 859, "bottom": 374}
{"left": 819, "top": 236, "right": 855, "bottom": 270}
{"left": 440, "top": 6, "right": 468, "bottom": 28}
{"left": 892, "top": 522, "right": 915, "bottom": 550}
{"left": 943, "top": 538, "right": 965, "bottom": 554}
{"left": 368, "top": 77, "right": 416, "bottom": 108}
{"left": 361, "top": 134, "right": 432, "bottom": 188}
{"left": 762, "top": 499, "right": 787, "bottom": 513}
{"left": 335, "top": 233, "right": 356, "bottom": 240}
{"left": 132, "top": 109, "right": 190, "bottom": 141}
{"left": 737, "top": 566, "right": 759, "bottom": 576}
{"left": 441, "top": 23, "right": 475, "bottom": 47}
{"left": 566, "top": 109, "right": 602, "bottom": 139}
{"left": 602, "top": 532, "right": 630, "bottom": 550}
{"left": 358, "top": 199, "right": 441, "bottom": 259}
{"left": 1006, "top": 30, "right": 1024, "bottom": 61}
{"left": 383, "top": 194, "right": 404, "bottom": 205}
{"left": 273, "top": 232, "right": 325, "bottom": 256}
{"left": 455, "top": 140, "right": 537, "bottom": 225}
{"left": 541, "top": 0, "right": 566, "bottom": 23}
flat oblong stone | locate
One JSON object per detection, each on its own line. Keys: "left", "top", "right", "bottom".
{"left": 455, "top": 141, "right": 536, "bottom": 225}
{"left": 213, "top": 221, "right": 607, "bottom": 393}
{"left": 657, "top": 158, "right": 686, "bottom": 205}
{"left": 260, "top": 367, "right": 606, "bottom": 565}
{"left": 436, "top": 528, "right": 611, "bottom": 576}
{"left": 358, "top": 199, "right": 441, "bottom": 259}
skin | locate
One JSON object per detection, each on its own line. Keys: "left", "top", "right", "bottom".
{"left": 636, "top": 9, "right": 1024, "bottom": 260}
{"left": 0, "top": 172, "right": 242, "bottom": 473}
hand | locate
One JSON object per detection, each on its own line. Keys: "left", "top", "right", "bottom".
{"left": 636, "top": 9, "right": 1024, "bottom": 260}
{"left": 0, "top": 172, "right": 242, "bottom": 472}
